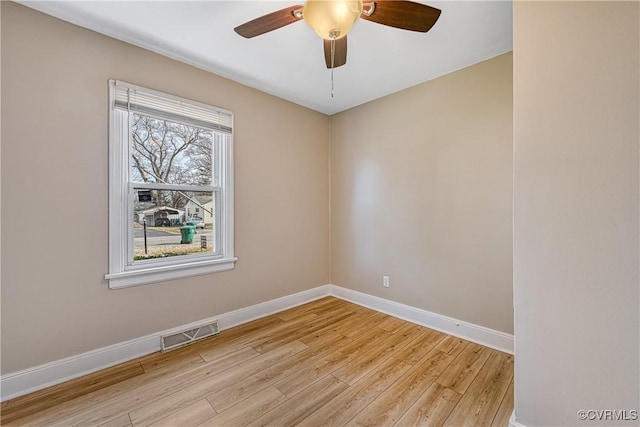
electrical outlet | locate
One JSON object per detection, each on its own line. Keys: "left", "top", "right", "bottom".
{"left": 383, "top": 276, "right": 390, "bottom": 287}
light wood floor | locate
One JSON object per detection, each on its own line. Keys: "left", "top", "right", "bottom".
{"left": 1, "top": 297, "right": 513, "bottom": 427}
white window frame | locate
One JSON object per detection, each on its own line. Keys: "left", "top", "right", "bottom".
{"left": 105, "top": 80, "right": 236, "bottom": 289}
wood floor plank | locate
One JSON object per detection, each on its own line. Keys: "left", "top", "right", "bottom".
{"left": 435, "top": 335, "right": 469, "bottom": 356}
{"left": 276, "top": 297, "right": 345, "bottom": 321}
{"left": 9, "top": 367, "right": 165, "bottom": 426}
{"left": 306, "top": 299, "right": 359, "bottom": 317}
{"left": 243, "top": 313, "right": 319, "bottom": 352}
{"left": 491, "top": 380, "right": 515, "bottom": 427}
{"left": 377, "top": 315, "right": 409, "bottom": 333}
{"left": 297, "top": 356, "right": 412, "bottom": 426}
{"left": 0, "top": 361, "right": 144, "bottom": 425}
{"left": 311, "top": 309, "right": 376, "bottom": 339}
{"left": 24, "top": 343, "right": 271, "bottom": 426}
{"left": 276, "top": 301, "right": 322, "bottom": 320}
{"left": 435, "top": 342, "right": 491, "bottom": 394}
{"left": 206, "top": 334, "right": 349, "bottom": 412}
{"left": 271, "top": 355, "right": 339, "bottom": 398}
{"left": 347, "top": 348, "right": 456, "bottom": 426}
{"left": 339, "top": 301, "right": 374, "bottom": 314}
{"left": 323, "top": 325, "right": 390, "bottom": 366}
{"left": 198, "top": 313, "right": 314, "bottom": 362}
{"left": 213, "top": 311, "right": 286, "bottom": 341}
{"left": 272, "top": 344, "right": 354, "bottom": 398}
{"left": 364, "top": 311, "right": 393, "bottom": 328}
{"left": 97, "top": 414, "right": 134, "bottom": 427}
{"left": 43, "top": 365, "right": 219, "bottom": 426}
{"left": 140, "top": 350, "right": 206, "bottom": 377}
{"left": 198, "top": 386, "right": 287, "bottom": 427}
{"left": 147, "top": 399, "right": 216, "bottom": 427}
{"left": 443, "top": 351, "right": 514, "bottom": 427}
{"left": 264, "top": 323, "right": 389, "bottom": 397}
{"left": 251, "top": 308, "right": 354, "bottom": 354}
{"left": 332, "top": 322, "right": 424, "bottom": 385}
{"left": 128, "top": 341, "right": 307, "bottom": 427}
{"left": 198, "top": 336, "right": 262, "bottom": 364}
{"left": 393, "top": 382, "right": 462, "bottom": 427}
{"left": 393, "top": 328, "right": 446, "bottom": 365}
{"left": 247, "top": 374, "right": 349, "bottom": 427}
{"left": 296, "top": 330, "right": 350, "bottom": 359}
{"left": 298, "top": 328, "right": 347, "bottom": 347}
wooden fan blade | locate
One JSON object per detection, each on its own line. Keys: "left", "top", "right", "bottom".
{"left": 324, "top": 36, "right": 348, "bottom": 69}
{"left": 234, "top": 5, "right": 302, "bottom": 38}
{"left": 360, "top": 1, "right": 441, "bottom": 33}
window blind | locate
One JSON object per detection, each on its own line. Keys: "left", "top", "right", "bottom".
{"left": 112, "top": 80, "right": 232, "bottom": 134}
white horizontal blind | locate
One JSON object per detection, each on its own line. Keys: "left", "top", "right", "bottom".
{"left": 113, "top": 80, "right": 232, "bottom": 133}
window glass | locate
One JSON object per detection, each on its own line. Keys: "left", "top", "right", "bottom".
{"left": 133, "top": 189, "right": 216, "bottom": 261}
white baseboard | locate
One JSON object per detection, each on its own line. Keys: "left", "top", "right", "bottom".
{"left": 0, "top": 334, "right": 159, "bottom": 404}
{"left": 329, "top": 285, "right": 514, "bottom": 354}
{"left": 1, "top": 284, "right": 514, "bottom": 402}
{"left": 0, "top": 285, "right": 331, "bottom": 402}
{"left": 509, "top": 411, "right": 527, "bottom": 427}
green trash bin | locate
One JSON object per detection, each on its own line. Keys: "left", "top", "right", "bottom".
{"left": 180, "top": 225, "right": 196, "bottom": 244}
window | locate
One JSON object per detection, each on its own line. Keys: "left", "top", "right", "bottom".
{"left": 106, "top": 80, "right": 235, "bottom": 288}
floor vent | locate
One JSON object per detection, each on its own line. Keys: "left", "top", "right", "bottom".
{"left": 161, "top": 320, "right": 219, "bottom": 352}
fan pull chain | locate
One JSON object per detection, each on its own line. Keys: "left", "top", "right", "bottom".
{"left": 330, "top": 37, "right": 335, "bottom": 98}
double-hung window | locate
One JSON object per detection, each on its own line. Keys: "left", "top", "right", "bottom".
{"left": 106, "top": 80, "right": 235, "bottom": 288}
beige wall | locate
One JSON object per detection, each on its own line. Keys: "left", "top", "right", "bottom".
{"left": 0, "top": 2, "right": 330, "bottom": 374}
{"left": 331, "top": 53, "right": 514, "bottom": 334}
{"left": 514, "top": 2, "right": 639, "bottom": 426}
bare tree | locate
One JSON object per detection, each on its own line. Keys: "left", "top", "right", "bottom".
{"left": 188, "top": 137, "right": 214, "bottom": 186}
{"left": 131, "top": 114, "right": 213, "bottom": 208}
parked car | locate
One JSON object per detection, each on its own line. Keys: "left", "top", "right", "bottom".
{"left": 155, "top": 218, "right": 171, "bottom": 227}
{"left": 186, "top": 217, "right": 205, "bottom": 229}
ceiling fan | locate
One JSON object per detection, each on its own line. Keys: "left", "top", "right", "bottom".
{"left": 234, "top": 0, "right": 441, "bottom": 69}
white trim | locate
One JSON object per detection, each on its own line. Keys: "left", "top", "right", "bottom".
{"left": 0, "top": 285, "right": 331, "bottom": 402}
{"left": 106, "top": 257, "right": 238, "bottom": 289}
{"left": 329, "top": 285, "right": 514, "bottom": 354}
{"left": 0, "top": 284, "right": 515, "bottom": 402}
{"left": 509, "top": 411, "right": 527, "bottom": 427}
{"left": 132, "top": 182, "right": 218, "bottom": 192}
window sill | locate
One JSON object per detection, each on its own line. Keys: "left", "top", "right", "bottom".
{"left": 105, "top": 257, "right": 237, "bottom": 289}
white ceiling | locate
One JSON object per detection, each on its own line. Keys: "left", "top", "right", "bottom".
{"left": 19, "top": 0, "right": 513, "bottom": 115}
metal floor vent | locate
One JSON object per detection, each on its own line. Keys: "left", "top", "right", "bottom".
{"left": 161, "top": 320, "right": 219, "bottom": 352}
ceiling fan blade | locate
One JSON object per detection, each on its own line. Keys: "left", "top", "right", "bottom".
{"left": 234, "top": 5, "right": 302, "bottom": 38}
{"left": 324, "top": 37, "right": 348, "bottom": 69}
{"left": 361, "top": 1, "right": 441, "bottom": 33}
